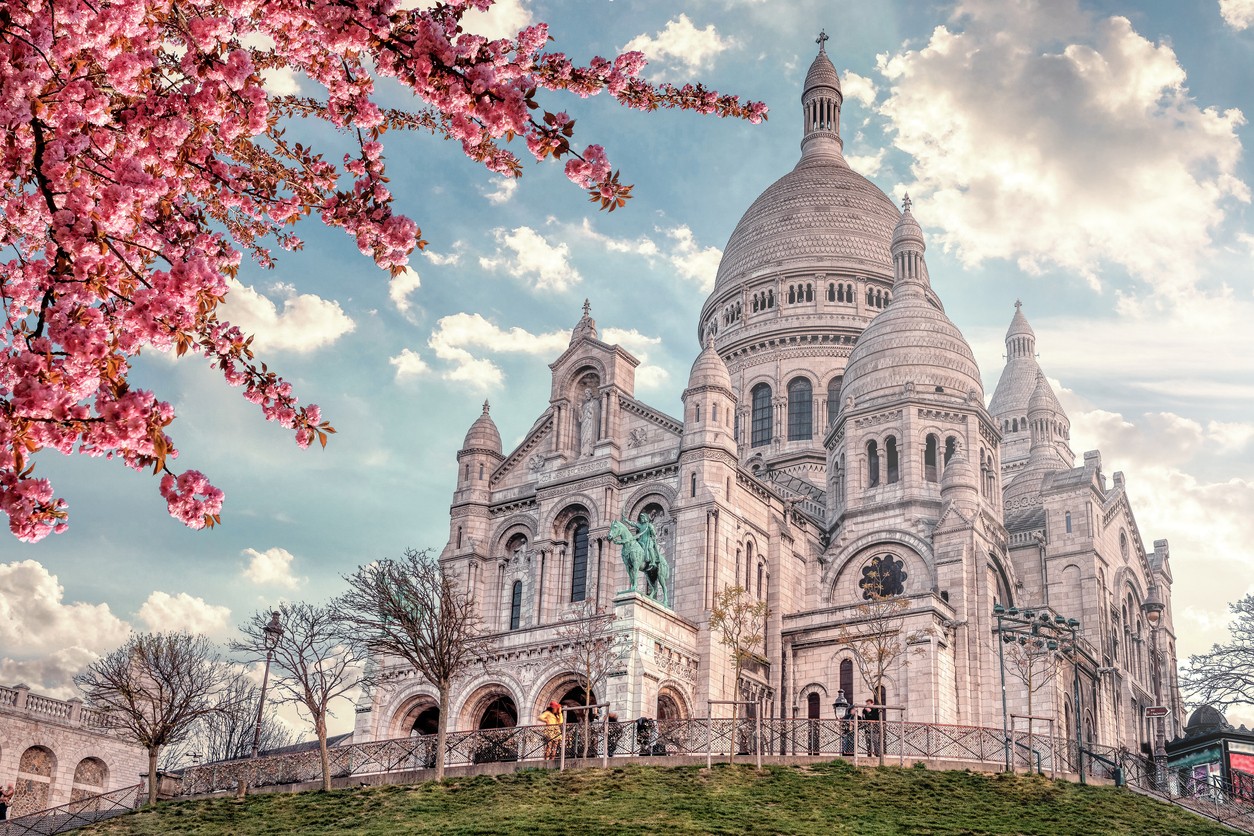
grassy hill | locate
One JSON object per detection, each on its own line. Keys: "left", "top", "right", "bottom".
{"left": 83, "top": 761, "right": 1235, "bottom": 835}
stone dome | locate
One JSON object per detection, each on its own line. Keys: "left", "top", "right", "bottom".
{"left": 840, "top": 208, "right": 983, "bottom": 408}
{"left": 989, "top": 302, "right": 1042, "bottom": 420}
{"left": 1185, "top": 704, "right": 1230, "bottom": 733}
{"left": 687, "top": 338, "right": 733, "bottom": 392}
{"left": 462, "top": 401, "right": 502, "bottom": 453}
{"left": 804, "top": 37, "right": 841, "bottom": 94}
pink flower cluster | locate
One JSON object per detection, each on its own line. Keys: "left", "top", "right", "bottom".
{"left": 0, "top": 0, "right": 765, "bottom": 541}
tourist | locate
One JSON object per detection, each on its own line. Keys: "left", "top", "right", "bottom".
{"left": 861, "top": 699, "right": 882, "bottom": 756}
{"left": 539, "top": 701, "right": 563, "bottom": 759}
{"left": 606, "top": 713, "right": 622, "bottom": 757}
{"left": 0, "top": 783, "right": 14, "bottom": 820}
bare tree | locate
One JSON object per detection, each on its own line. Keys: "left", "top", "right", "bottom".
{"left": 1183, "top": 593, "right": 1254, "bottom": 710}
{"left": 232, "top": 603, "right": 368, "bottom": 791}
{"left": 336, "top": 549, "right": 493, "bottom": 780}
{"left": 555, "top": 600, "right": 621, "bottom": 757}
{"left": 1004, "top": 638, "right": 1062, "bottom": 720}
{"left": 159, "top": 677, "right": 295, "bottom": 770}
{"left": 75, "top": 632, "right": 242, "bottom": 804}
{"left": 833, "top": 572, "right": 909, "bottom": 765}
{"left": 708, "top": 584, "right": 768, "bottom": 764}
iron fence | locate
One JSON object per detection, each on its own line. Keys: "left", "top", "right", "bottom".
{"left": 1, "top": 784, "right": 142, "bottom": 836}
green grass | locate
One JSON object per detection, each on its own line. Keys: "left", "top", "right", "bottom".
{"left": 83, "top": 762, "right": 1235, "bottom": 835}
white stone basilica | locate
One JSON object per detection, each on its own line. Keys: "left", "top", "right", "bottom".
{"left": 359, "top": 38, "right": 1183, "bottom": 755}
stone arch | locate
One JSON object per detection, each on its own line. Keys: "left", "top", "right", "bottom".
{"left": 563, "top": 361, "right": 606, "bottom": 397}
{"left": 621, "top": 484, "right": 677, "bottom": 521}
{"left": 656, "top": 684, "right": 691, "bottom": 721}
{"left": 543, "top": 497, "right": 601, "bottom": 539}
{"left": 71, "top": 756, "right": 108, "bottom": 802}
{"left": 797, "top": 681, "right": 829, "bottom": 702}
{"left": 491, "top": 517, "right": 537, "bottom": 554}
{"left": 530, "top": 669, "right": 598, "bottom": 718}
{"left": 458, "top": 680, "right": 524, "bottom": 730}
{"left": 15, "top": 744, "right": 57, "bottom": 816}
{"left": 387, "top": 691, "right": 443, "bottom": 739}
{"left": 822, "top": 531, "right": 934, "bottom": 600}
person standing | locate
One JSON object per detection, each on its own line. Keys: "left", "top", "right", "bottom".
{"left": 539, "top": 701, "right": 563, "bottom": 760}
{"left": 0, "top": 783, "right": 14, "bottom": 821}
{"left": 861, "top": 699, "right": 882, "bottom": 756}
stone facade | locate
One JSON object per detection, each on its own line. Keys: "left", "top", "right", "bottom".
{"left": 0, "top": 684, "right": 147, "bottom": 817}
{"left": 360, "top": 37, "right": 1182, "bottom": 758}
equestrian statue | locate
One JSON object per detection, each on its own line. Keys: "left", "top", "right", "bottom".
{"left": 608, "top": 511, "right": 670, "bottom": 607}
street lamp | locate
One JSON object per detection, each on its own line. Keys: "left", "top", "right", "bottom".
{"left": 251, "top": 610, "right": 284, "bottom": 759}
{"left": 993, "top": 604, "right": 1082, "bottom": 777}
{"left": 1142, "top": 584, "right": 1167, "bottom": 787}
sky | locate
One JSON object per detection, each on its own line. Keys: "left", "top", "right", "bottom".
{"left": 4, "top": 0, "right": 1254, "bottom": 739}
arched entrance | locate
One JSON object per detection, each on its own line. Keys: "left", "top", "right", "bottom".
{"left": 478, "top": 695, "right": 518, "bottom": 729}
{"left": 71, "top": 757, "right": 107, "bottom": 802}
{"left": 410, "top": 706, "right": 440, "bottom": 736}
{"left": 473, "top": 695, "right": 519, "bottom": 764}
{"left": 15, "top": 745, "right": 56, "bottom": 817}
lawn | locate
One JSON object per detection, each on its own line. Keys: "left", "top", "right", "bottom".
{"left": 83, "top": 761, "right": 1236, "bottom": 835}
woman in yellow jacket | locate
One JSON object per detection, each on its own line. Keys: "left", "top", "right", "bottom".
{"left": 539, "top": 701, "right": 564, "bottom": 759}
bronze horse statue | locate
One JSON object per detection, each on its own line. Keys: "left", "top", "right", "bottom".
{"left": 608, "top": 517, "right": 670, "bottom": 606}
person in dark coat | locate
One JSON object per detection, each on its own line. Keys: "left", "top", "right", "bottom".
{"left": 861, "top": 699, "right": 882, "bottom": 756}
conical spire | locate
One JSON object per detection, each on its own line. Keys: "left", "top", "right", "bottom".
{"left": 801, "top": 30, "right": 844, "bottom": 159}
{"left": 890, "top": 194, "right": 930, "bottom": 290}
{"left": 1006, "top": 300, "right": 1036, "bottom": 359}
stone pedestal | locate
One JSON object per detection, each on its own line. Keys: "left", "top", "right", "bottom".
{"left": 608, "top": 591, "right": 701, "bottom": 722}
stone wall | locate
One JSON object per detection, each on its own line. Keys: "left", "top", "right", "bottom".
{"left": 0, "top": 684, "right": 147, "bottom": 816}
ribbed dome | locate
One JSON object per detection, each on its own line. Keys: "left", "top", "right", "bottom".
{"left": 1007, "top": 302, "right": 1034, "bottom": 340}
{"left": 840, "top": 210, "right": 983, "bottom": 407}
{"left": 1185, "top": 704, "right": 1229, "bottom": 733}
{"left": 1028, "top": 373, "right": 1058, "bottom": 416}
{"left": 687, "top": 338, "right": 733, "bottom": 392}
{"left": 712, "top": 162, "right": 899, "bottom": 295}
{"left": 989, "top": 302, "right": 1044, "bottom": 421}
{"left": 462, "top": 401, "right": 502, "bottom": 453}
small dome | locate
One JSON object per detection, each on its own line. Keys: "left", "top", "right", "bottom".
{"left": 840, "top": 203, "right": 982, "bottom": 408}
{"left": 804, "top": 34, "right": 841, "bottom": 95}
{"left": 687, "top": 338, "right": 733, "bottom": 392}
{"left": 1185, "top": 704, "right": 1230, "bottom": 733}
{"left": 941, "top": 449, "right": 977, "bottom": 489}
{"left": 1007, "top": 300, "right": 1035, "bottom": 340}
{"left": 570, "top": 299, "right": 597, "bottom": 344}
{"left": 989, "top": 302, "right": 1049, "bottom": 422}
{"left": 462, "top": 400, "right": 502, "bottom": 453}
{"left": 891, "top": 195, "right": 925, "bottom": 254}
{"left": 1028, "top": 373, "right": 1059, "bottom": 417}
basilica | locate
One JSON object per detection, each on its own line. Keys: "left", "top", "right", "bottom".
{"left": 357, "top": 38, "right": 1182, "bottom": 756}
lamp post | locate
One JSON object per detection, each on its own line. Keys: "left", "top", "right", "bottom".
{"left": 1142, "top": 584, "right": 1167, "bottom": 788}
{"left": 251, "top": 610, "right": 284, "bottom": 759}
{"left": 992, "top": 604, "right": 1082, "bottom": 777}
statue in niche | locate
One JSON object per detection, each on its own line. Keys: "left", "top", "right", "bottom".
{"left": 609, "top": 510, "right": 671, "bottom": 607}
{"left": 578, "top": 387, "right": 599, "bottom": 458}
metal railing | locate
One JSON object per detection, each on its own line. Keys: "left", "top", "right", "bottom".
{"left": 1133, "top": 769, "right": 1254, "bottom": 833}
{"left": 177, "top": 716, "right": 1134, "bottom": 796}
{"left": 1, "top": 784, "right": 142, "bottom": 836}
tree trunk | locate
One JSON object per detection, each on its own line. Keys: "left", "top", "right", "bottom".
{"left": 435, "top": 682, "right": 449, "bottom": 781}
{"left": 317, "top": 713, "right": 331, "bottom": 792}
{"left": 147, "top": 747, "right": 160, "bottom": 805}
{"left": 729, "top": 664, "right": 739, "bottom": 766}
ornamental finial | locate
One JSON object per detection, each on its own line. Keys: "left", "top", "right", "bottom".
{"left": 582, "top": 298, "right": 591, "bottom": 317}
{"left": 1014, "top": 299, "right": 1022, "bottom": 311}
{"left": 816, "top": 30, "right": 829, "bottom": 52}
{"left": 902, "top": 193, "right": 912, "bottom": 212}
{"left": 482, "top": 400, "right": 490, "bottom": 414}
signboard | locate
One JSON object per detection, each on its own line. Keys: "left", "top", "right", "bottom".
{"left": 1145, "top": 706, "right": 1170, "bottom": 718}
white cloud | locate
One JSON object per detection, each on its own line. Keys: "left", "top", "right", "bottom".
{"left": 241, "top": 547, "right": 303, "bottom": 589}
{"left": 136, "top": 591, "right": 232, "bottom": 636}
{"left": 422, "top": 246, "right": 462, "bottom": 267}
{"left": 874, "top": 1, "right": 1248, "bottom": 294}
{"left": 240, "top": 33, "right": 301, "bottom": 95}
{"left": 482, "top": 178, "right": 518, "bottom": 206}
{"left": 222, "top": 279, "right": 355, "bottom": 352}
{"left": 389, "top": 266, "right": 423, "bottom": 317}
{"left": 460, "top": 0, "right": 531, "bottom": 40}
{"left": 846, "top": 149, "right": 887, "bottom": 176}
{"left": 601, "top": 328, "right": 669, "bottom": 390}
{"left": 623, "top": 15, "right": 733, "bottom": 74}
{"left": 1220, "top": 0, "right": 1254, "bottom": 30}
{"left": 427, "top": 312, "right": 568, "bottom": 391}
{"left": 389, "top": 348, "right": 432, "bottom": 380}
{"left": 577, "top": 220, "right": 720, "bottom": 292}
{"left": 479, "top": 226, "right": 582, "bottom": 292}
{"left": 841, "top": 70, "right": 878, "bottom": 106}
{"left": 0, "top": 647, "right": 101, "bottom": 700}
{"left": 0, "top": 560, "right": 132, "bottom": 659}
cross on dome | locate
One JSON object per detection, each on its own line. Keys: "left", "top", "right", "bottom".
{"left": 902, "top": 193, "right": 912, "bottom": 212}
{"left": 1014, "top": 299, "right": 1022, "bottom": 311}
{"left": 816, "top": 30, "right": 829, "bottom": 51}
{"left": 482, "top": 400, "right": 490, "bottom": 414}
{"left": 582, "top": 298, "right": 591, "bottom": 317}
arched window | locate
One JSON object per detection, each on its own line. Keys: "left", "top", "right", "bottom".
{"left": 788, "top": 286, "right": 796, "bottom": 304}
{"left": 712, "top": 403, "right": 719, "bottom": 423}
{"left": 886, "top": 436, "right": 899, "bottom": 483}
{"left": 787, "top": 378, "right": 813, "bottom": 441}
{"left": 924, "top": 434, "right": 939, "bottom": 482}
{"left": 751, "top": 384, "right": 772, "bottom": 447}
{"left": 867, "top": 440, "right": 880, "bottom": 487}
{"left": 570, "top": 522, "right": 589, "bottom": 602}
{"left": 1065, "top": 511, "right": 1072, "bottom": 533}
{"left": 944, "top": 436, "right": 958, "bottom": 466}
{"left": 840, "top": 659, "right": 854, "bottom": 705}
{"left": 691, "top": 472, "right": 697, "bottom": 497}
{"left": 768, "top": 289, "right": 775, "bottom": 307}
{"left": 757, "top": 563, "right": 764, "bottom": 599}
{"left": 805, "top": 284, "right": 813, "bottom": 302}
{"left": 745, "top": 541, "right": 755, "bottom": 589}
{"left": 826, "top": 376, "right": 843, "bottom": 427}
{"left": 478, "top": 463, "right": 484, "bottom": 480}
{"left": 827, "top": 283, "right": 835, "bottom": 302}
{"left": 509, "top": 581, "right": 522, "bottom": 630}
{"left": 456, "top": 526, "right": 463, "bottom": 549}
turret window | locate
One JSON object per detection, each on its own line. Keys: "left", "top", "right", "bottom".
{"left": 827, "top": 283, "right": 835, "bottom": 302}
{"left": 751, "top": 384, "right": 772, "bottom": 447}
{"left": 867, "top": 440, "right": 880, "bottom": 487}
{"left": 886, "top": 436, "right": 900, "bottom": 483}
{"left": 944, "top": 436, "right": 958, "bottom": 466}
{"left": 569, "top": 522, "right": 589, "bottom": 602}
{"left": 509, "top": 581, "right": 522, "bottom": 630}
{"left": 1065, "top": 511, "right": 1072, "bottom": 533}
{"left": 826, "top": 376, "right": 843, "bottom": 427}
{"left": 924, "top": 434, "right": 939, "bottom": 482}
{"left": 787, "top": 377, "right": 813, "bottom": 441}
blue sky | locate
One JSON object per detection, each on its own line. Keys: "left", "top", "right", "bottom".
{"left": 4, "top": 0, "right": 1254, "bottom": 734}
